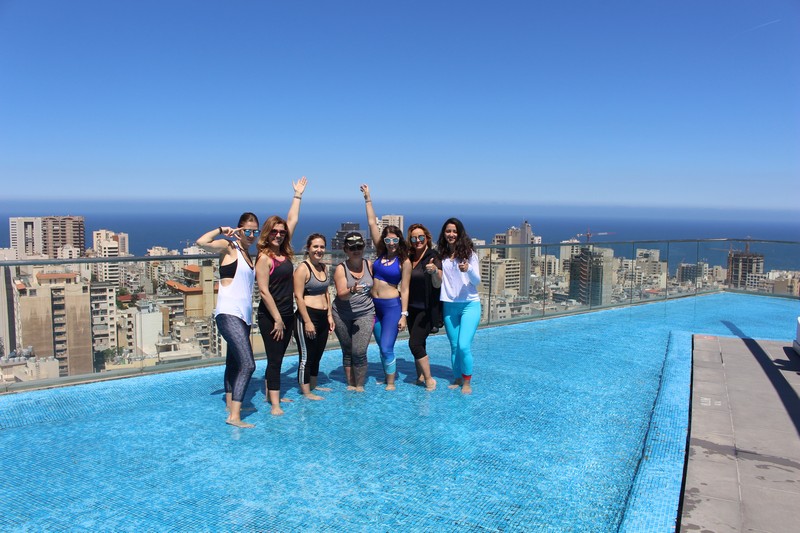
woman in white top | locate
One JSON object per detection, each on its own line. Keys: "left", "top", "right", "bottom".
{"left": 197, "top": 213, "right": 260, "bottom": 428}
{"left": 435, "top": 217, "right": 481, "bottom": 394}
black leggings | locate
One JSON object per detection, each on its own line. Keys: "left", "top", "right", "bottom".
{"left": 258, "top": 310, "right": 295, "bottom": 391}
{"left": 407, "top": 307, "right": 432, "bottom": 360}
{"left": 215, "top": 314, "right": 256, "bottom": 403}
{"left": 294, "top": 307, "right": 330, "bottom": 386}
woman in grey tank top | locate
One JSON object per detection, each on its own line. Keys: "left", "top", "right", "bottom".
{"left": 332, "top": 232, "right": 374, "bottom": 391}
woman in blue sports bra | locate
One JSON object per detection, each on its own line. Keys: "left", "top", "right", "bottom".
{"left": 360, "top": 184, "right": 411, "bottom": 391}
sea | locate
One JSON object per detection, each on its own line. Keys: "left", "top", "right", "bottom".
{"left": 2, "top": 200, "right": 799, "bottom": 271}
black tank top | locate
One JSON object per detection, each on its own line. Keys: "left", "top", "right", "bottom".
{"left": 259, "top": 256, "right": 294, "bottom": 316}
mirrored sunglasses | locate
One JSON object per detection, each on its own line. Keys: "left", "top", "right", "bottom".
{"left": 383, "top": 237, "right": 400, "bottom": 245}
{"left": 242, "top": 229, "right": 260, "bottom": 237}
{"left": 409, "top": 236, "right": 426, "bottom": 244}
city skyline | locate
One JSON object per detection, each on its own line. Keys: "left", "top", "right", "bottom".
{"left": 1, "top": 1, "right": 798, "bottom": 211}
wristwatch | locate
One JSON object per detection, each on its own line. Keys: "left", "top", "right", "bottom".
{"left": 400, "top": 311, "right": 409, "bottom": 317}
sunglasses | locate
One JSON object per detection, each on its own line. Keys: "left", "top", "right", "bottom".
{"left": 242, "top": 229, "right": 260, "bottom": 237}
{"left": 409, "top": 236, "right": 426, "bottom": 244}
{"left": 383, "top": 237, "right": 400, "bottom": 245}
{"left": 269, "top": 229, "right": 288, "bottom": 237}
{"left": 346, "top": 243, "right": 365, "bottom": 251}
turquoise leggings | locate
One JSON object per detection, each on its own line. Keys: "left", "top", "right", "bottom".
{"left": 442, "top": 300, "right": 481, "bottom": 378}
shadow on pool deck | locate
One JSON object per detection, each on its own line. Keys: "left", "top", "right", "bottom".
{"left": 681, "top": 335, "right": 800, "bottom": 532}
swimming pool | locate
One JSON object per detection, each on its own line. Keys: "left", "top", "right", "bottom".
{"left": 1, "top": 293, "right": 797, "bottom": 531}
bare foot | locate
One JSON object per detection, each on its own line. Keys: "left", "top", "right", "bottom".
{"left": 425, "top": 378, "right": 437, "bottom": 391}
{"left": 448, "top": 382, "right": 461, "bottom": 390}
{"left": 270, "top": 405, "right": 284, "bottom": 416}
{"left": 461, "top": 382, "right": 472, "bottom": 395}
{"left": 346, "top": 385, "right": 357, "bottom": 391}
{"left": 226, "top": 419, "right": 255, "bottom": 428}
{"left": 416, "top": 376, "right": 425, "bottom": 386}
{"left": 355, "top": 386, "right": 365, "bottom": 393}
{"left": 385, "top": 384, "right": 396, "bottom": 391}
{"left": 304, "top": 393, "right": 325, "bottom": 401}
{"left": 315, "top": 386, "right": 332, "bottom": 392}
{"left": 280, "top": 398, "right": 293, "bottom": 403}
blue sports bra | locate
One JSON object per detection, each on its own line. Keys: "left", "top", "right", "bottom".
{"left": 373, "top": 255, "right": 402, "bottom": 286}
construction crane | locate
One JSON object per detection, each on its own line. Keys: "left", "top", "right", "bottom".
{"left": 575, "top": 228, "right": 615, "bottom": 243}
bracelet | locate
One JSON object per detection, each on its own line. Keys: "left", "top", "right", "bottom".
{"left": 294, "top": 195, "right": 302, "bottom": 199}
{"left": 365, "top": 200, "right": 372, "bottom": 203}
{"left": 218, "top": 226, "right": 223, "bottom": 234}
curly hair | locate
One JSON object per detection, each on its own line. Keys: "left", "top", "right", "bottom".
{"left": 436, "top": 217, "right": 474, "bottom": 262}
{"left": 375, "top": 225, "right": 408, "bottom": 262}
{"left": 257, "top": 215, "right": 294, "bottom": 260}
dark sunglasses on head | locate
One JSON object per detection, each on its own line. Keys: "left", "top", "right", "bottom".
{"left": 383, "top": 237, "right": 400, "bottom": 245}
{"left": 409, "top": 236, "right": 426, "bottom": 244}
{"left": 242, "top": 229, "right": 260, "bottom": 237}
{"left": 269, "top": 229, "right": 288, "bottom": 236}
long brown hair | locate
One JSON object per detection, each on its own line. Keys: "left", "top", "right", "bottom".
{"left": 257, "top": 215, "right": 294, "bottom": 260}
{"left": 437, "top": 217, "right": 474, "bottom": 262}
{"left": 375, "top": 225, "right": 408, "bottom": 262}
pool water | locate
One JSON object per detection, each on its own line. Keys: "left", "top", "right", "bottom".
{"left": 1, "top": 293, "right": 797, "bottom": 531}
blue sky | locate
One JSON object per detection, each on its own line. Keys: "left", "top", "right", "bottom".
{"left": 1, "top": 1, "right": 798, "bottom": 211}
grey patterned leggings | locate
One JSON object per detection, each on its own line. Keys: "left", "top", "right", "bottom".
{"left": 332, "top": 310, "right": 373, "bottom": 373}
{"left": 215, "top": 313, "right": 256, "bottom": 403}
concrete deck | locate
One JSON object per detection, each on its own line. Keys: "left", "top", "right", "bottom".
{"left": 681, "top": 335, "right": 800, "bottom": 532}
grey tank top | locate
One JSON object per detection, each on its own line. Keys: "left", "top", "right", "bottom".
{"left": 302, "top": 261, "right": 329, "bottom": 296}
{"left": 332, "top": 259, "right": 375, "bottom": 320}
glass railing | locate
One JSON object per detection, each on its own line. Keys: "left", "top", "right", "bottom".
{"left": 1, "top": 238, "right": 797, "bottom": 391}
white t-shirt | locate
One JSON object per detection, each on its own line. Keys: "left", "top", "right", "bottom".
{"left": 440, "top": 252, "right": 481, "bottom": 303}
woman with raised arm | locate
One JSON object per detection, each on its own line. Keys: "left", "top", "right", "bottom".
{"left": 331, "top": 232, "right": 374, "bottom": 392}
{"left": 255, "top": 177, "right": 307, "bottom": 415}
{"left": 197, "top": 213, "right": 260, "bottom": 428}
{"left": 293, "top": 233, "right": 335, "bottom": 400}
{"left": 436, "top": 217, "right": 481, "bottom": 394}
{"left": 406, "top": 223, "right": 442, "bottom": 390}
{"left": 360, "top": 184, "right": 411, "bottom": 391}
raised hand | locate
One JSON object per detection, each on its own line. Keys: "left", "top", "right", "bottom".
{"left": 293, "top": 176, "right": 308, "bottom": 196}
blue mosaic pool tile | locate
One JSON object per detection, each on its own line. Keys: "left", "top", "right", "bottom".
{"left": 618, "top": 330, "right": 692, "bottom": 533}
{"left": 0, "top": 293, "right": 797, "bottom": 531}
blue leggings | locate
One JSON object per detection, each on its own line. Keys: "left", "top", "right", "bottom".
{"left": 372, "top": 297, "right": 401, "bottom": 375}
{"left": 215, "top": 313, "right": 256, "bottom": 403}
{"left": 442, "top": 300, "right": 481, "bottom": 379}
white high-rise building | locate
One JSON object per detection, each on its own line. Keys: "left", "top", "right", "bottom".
{"left": 9, "top": 217, "right": 43, "bottom": 259}
{"left": 377, "top": 215, "right": 404, "bottom": 236}
{"left": 93, "top": 230, "right": 121, "bottom": 284}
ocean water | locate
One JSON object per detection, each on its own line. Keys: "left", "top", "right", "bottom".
{"left": 1, "top": 202, "right": 798, "bottom": 269}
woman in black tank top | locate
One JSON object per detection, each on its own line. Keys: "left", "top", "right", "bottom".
{"left": 255, "top": 177, "right": 308, "bottom": 416}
